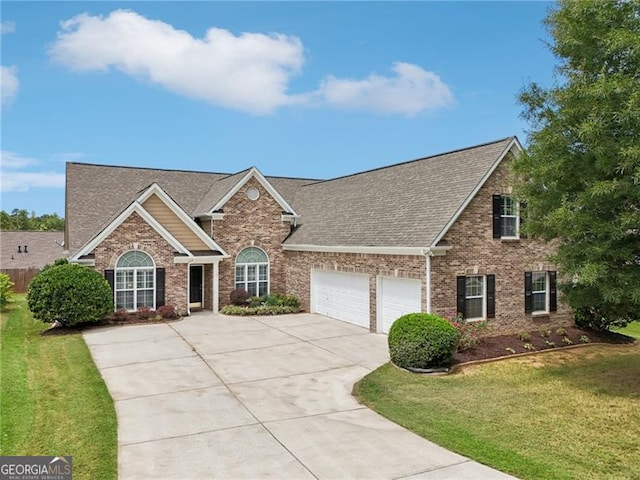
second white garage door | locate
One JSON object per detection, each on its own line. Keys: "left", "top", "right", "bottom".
{"left": 379, "top": 277, "right": 422, "bottom": 333}
{"left": 312, "top": 270, "right": 370, "bottom": 328}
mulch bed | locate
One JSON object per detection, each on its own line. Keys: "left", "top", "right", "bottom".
{"left": 453, "top": 325, "right": 636, "bottom": 364}
{"left": 41, "top": 313, "right": 182, "bottom": 336}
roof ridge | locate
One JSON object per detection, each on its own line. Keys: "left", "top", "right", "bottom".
{"left": 67, "top": 161, "right": 232, "bottom": 176}
{"left": 301, "top": 136, "right": 516, "bottom": 187}
{"left": 68, "top": 161, "right": 323, "bottom": 182}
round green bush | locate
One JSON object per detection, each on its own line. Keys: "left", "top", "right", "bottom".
{"left": 27, "top": 263, "right": 113, "bottom": 327}
{"left": 388, "top": 313, "right": 460, "bottom": 369}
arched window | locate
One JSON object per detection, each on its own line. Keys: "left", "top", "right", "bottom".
{"left": 115, "top": 251, "right": 155, "bottom": 310}
{"left": 235, "top": 247, "right": 269, "bottom": 297}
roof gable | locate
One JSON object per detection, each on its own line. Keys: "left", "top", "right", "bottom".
{"left": 66, "top": 163, "right": 226, "bottom": 252}
{"left": 284, "top": 137, "right": 520, "bottom": 249}
{"left": 71, "top": 183, "right": 228, "bottom": 261}
{"left": 195, "top": 167, "right": 299, "bottom": 217}
{"left": 431, "top": 137, "right": 522, "bottom": 246}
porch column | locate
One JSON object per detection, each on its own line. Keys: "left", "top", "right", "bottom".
{"left": 213, "top": 260, "right": 220, "bottom": 313}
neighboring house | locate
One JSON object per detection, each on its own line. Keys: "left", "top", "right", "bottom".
{"left": 0, "top": 231, "right": 66, "bottom": 291}
{"left": 65, "top": 137, "right": 572, "bottom": 334}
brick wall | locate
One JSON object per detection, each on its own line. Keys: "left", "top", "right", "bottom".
{"left": 93, "top": 212, "right": 189, "bottom": 314}
{"left": 284, "top": 250, "right": 425, "bottom": 331}
{"left": 430, "top": 156, "right": 573, "bottom": 334}
{"left": 211, "top": 177, "right": 292, "bottom": 306}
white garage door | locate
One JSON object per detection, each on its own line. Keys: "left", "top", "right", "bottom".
{"left": 379, "top": 277, "right": 422, "bottom": 333}
{"left": 312, "top": 270, "right": 370, "bottom": 328}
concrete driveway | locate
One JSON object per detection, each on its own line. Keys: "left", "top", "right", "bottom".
{"left": 83, "top": 312, "right": 515, "bottom": 480}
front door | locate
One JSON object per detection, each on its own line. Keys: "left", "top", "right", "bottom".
{"left": 189, "top": 265, "right": 203, "bottom": 309}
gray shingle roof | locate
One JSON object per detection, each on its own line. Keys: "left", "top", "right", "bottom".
{"left": 193, "top": 169, "right": 251, "bottom": 216}
{"left": 0, "top": 231, "right": 65, "bottom": 269}
{"left": 66, "top": 163, "right": 317, "bottom": 253}
{"left": 284, "top": 137, "right": 516, "bottom": 248}
{"left": 65, "top": 137, "right": 516, "bottom": 253}
{"left": 65, "top": 163, "right": 227, "bottom": 252}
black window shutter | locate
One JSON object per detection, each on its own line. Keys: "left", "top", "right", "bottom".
{"left": 524, "top": 271, "right": 533, "bottom": 313}
{"left": 492, "top": 194, "right": 502, "bottom": 239}
{"left": 519, "top": 200, "right": 528, "bottom": 239}
{"left": 156, "top": 268, "right": 165, "bottom": 308}
{"left": 486, "top": 274, "right": 495, "bottom": 318}
{"left": 549, "top": 271, "right": 557, "bottom": 312}
{"left": 104, "top": 269, "right": 114, "bottom": 293}
{"left": 456, "top": 276, "right": 466, "bottom": 318}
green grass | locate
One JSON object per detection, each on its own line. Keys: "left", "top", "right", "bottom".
{"left": 613, "top": 322, "right": 640, "bottom": 340}
{"left": 355, "top": 345, "right": 640, "bottom": 480}
{"left": 0, "top": 295, "right": 117, "bottom": 479}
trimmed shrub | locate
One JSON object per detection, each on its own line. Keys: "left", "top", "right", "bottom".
{"left": 230, "top": 288, "right": 250, "bottom": 306}
{"left": 388, "top": 313, "right": 459, "bottom": 369}
{"left": 0, "top": 273, "right": 14, "bottom": 309}
{"left": 136, "top": 307, "right": 153, "bottom": 320}
{"left": 27, "top": 263, "right": 113, "bottom": 327}
{"left": 260, "top": 293, "right": 301, "bottom": 309}
{"left": 220, "top": 304, "right": 300, "bottom": 316}
{"left": 156, "top": 304, "right": 179, "bottom": 319}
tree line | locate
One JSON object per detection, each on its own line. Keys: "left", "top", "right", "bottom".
{"left": 0, "top": 209, "right": 64, "bottom": 231}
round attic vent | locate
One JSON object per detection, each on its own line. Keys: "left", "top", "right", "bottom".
{"left": 246, "top": 187, "right": 260, "bottom": 201}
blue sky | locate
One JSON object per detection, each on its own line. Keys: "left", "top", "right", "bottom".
{"left": 1, "top": 1, "right": 555, "bottom": 217}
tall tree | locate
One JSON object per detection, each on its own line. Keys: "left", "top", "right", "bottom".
{"left": 0, "top": 210, "right": 64, "bottom": 231}
{"left": 513, "top": 0, "right": 640, "bottom": 329}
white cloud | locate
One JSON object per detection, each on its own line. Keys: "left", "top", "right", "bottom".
{"left": 1, "top": 21, "right": 16, "bottom": 35}
{"left": 0, "top": 151, "right": 65, "bottom": 192}
{"left": 1, "top": 172, "right": 66, "bottom": 192}
{"left": 0, "top": 151, "right": 39, "bottom": 169}
{"left": 49, "top": 10, "right": 306, "bottom": 114}
{"left": 1, "top": 65, "right": 19, "bottom": 105}
{"left": 317, "top": 62, "right": 454, "bottom": 116}
{"left": 48, "top": 10, "right": 455, "bottom": 117}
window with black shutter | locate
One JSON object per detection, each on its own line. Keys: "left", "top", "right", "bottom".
{"left": 525, "top": 270, "right": 556, "bottom": 314}
{"left": 156, "top": 268, "right": 165, "bottom": 308}
{"left": 457, "top": 274, "right": 495, "bottom": 320}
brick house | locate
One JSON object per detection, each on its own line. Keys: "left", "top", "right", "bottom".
{"left": 65, "top": 137, "right": 572, "bottom": 334}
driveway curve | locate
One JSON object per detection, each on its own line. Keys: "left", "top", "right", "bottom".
{"left": 83, "top": 312, "right": 515, "bottom": 480}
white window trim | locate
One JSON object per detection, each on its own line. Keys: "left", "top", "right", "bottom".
{"left": 465, "top": 275, "right": 486, "bottom": 321}
{"left": 500, "top": 195, "right": 520, "bottom": 240}
{"left": 532, "top": 271, "right": 549, "bottom": 314}
{"left": 115, "top": 251, "right": 156, "bottom": 311}
{"left": 235, "top": 247, "right": 270, "bottom": 297}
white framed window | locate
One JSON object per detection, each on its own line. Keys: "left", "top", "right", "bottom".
{"left": 235, "top": 247, "right": 269, "bottom": 297}
{"left": 465, "top": 275, "right": 485, "bottom": 320}
{"left": 532, "top": 272, "right": 548, "bottom": 313}
{"left": 525, "top": 270, "right": 556, "bottom": 314}
{"left": 115, "top": 250, "right": 155, "bottom": 310}
{"left": 501, "top": 195, "right": 519, "bottom": 238}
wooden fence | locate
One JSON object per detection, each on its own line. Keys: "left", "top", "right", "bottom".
{"left": 1, "top": 268, "right": 41, "bottom": 293}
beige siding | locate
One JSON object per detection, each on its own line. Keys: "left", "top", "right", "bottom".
{"left": 142, "top": 194, "right": 209, "bottom": 251}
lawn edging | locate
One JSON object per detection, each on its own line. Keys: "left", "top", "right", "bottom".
{"left": 449, "top": 341, "right": 639, "bottom": 373}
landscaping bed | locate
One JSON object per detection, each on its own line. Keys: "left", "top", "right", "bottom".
{"left": 453, "top": 325, "right": 635, "bottom": 364}
{"left": 41, "top": 306, "right": 181, "bottom": 336}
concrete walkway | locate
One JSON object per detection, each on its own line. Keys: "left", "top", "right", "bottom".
{"left": 83, "top": 312, "right": 516, "bottom": 480}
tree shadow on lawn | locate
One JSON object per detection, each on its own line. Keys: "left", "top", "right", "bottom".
{"left": 542, "top": 345, "right": 640, "bottom": 397}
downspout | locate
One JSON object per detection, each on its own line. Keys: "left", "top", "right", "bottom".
{"left": 422, "top": 249, "right": 432, "bottom": 314}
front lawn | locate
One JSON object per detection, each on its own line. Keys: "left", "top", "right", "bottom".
{"left": 613, "top": 322, "right": 640, "bottom": 340}
{"left": 0, "top": 295, "right": 117, "bottom": 479}
{"left": 355, "top": 345, "right": 640, "bottom": 480}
